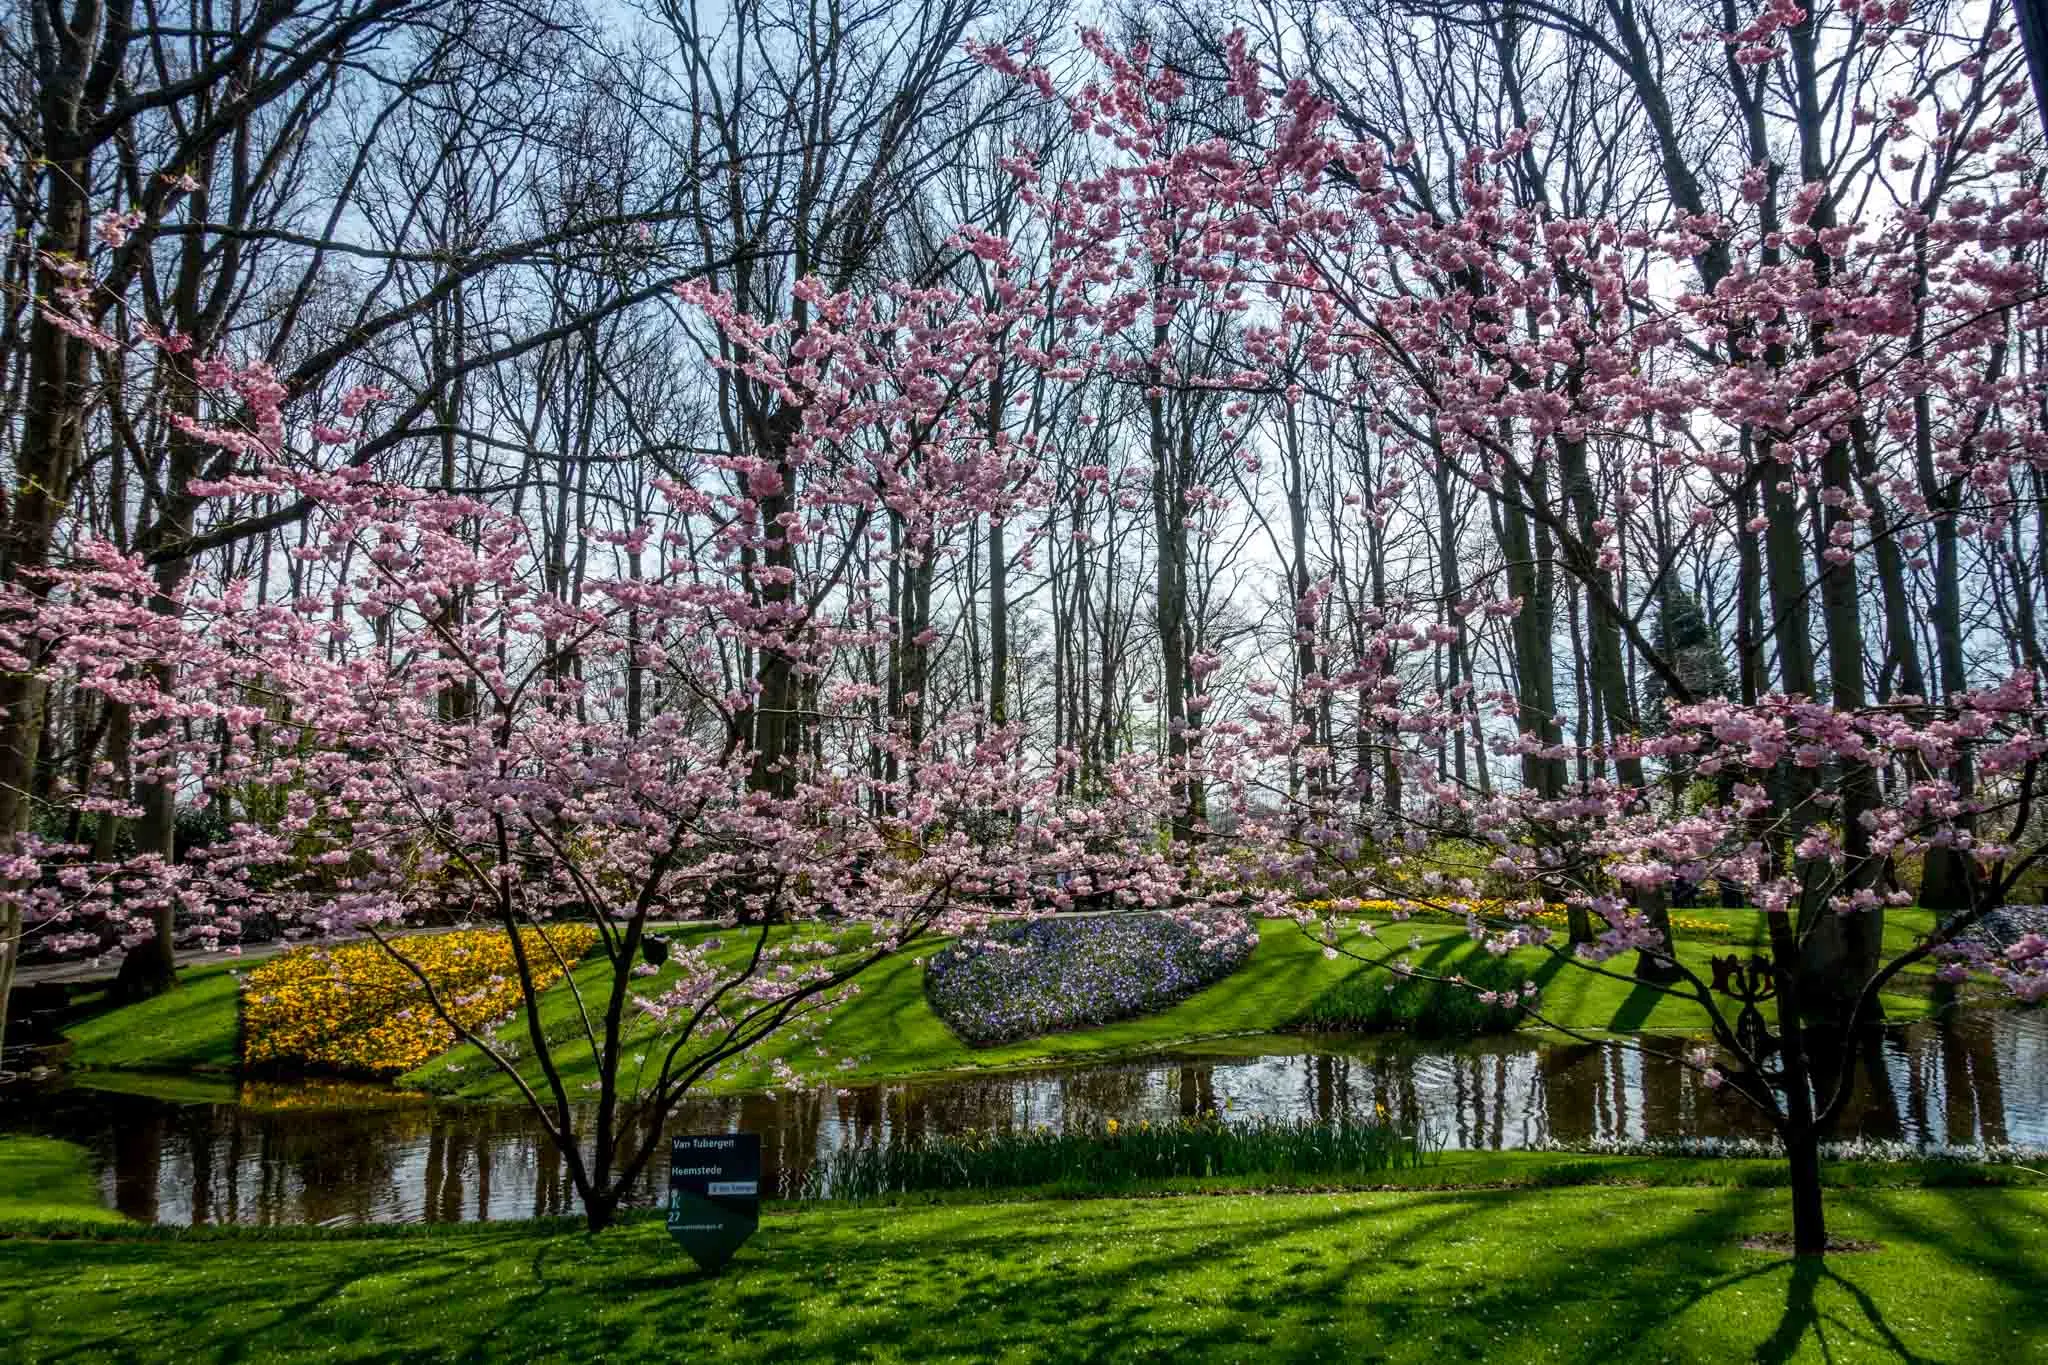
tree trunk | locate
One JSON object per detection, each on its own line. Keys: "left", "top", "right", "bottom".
{"left": 1787, "top": 16, "right": 1885, "bottom": 1012}
{"left": 583, "top": 1188, "right": 618, "bottom": 1234}
{"left": 1150, "top": 380, "right": 1196, "bottom": 840}
{"left": 1557, "top": 436, "right": 1671, "bottom": 959}
{"left": 91, "top": 701, "right": 133, "bottom": 860}
{"left": 1785, "top": 1120, "right": 1829, "bottom": 1257}
{"left": 747, "top": 411, "right": 803, "bottom": 800}
{"left": 119, "top": 350, "right": 214, "bottom": 997}
{"left": 1768, "top": 906, "right": 1831, "bottom": 1256}
{"left": 126, "top": 655, "right": 183, "bottom": 995}
{"left": 0, "top": 899, "right": 18, "bottom": 1069}
{"left": 0, "top": 155, "right": 95, "bottom": 1040}
{"left": 1287, "top": 402, "right": 1319, "bottom": 801}
{"left": 988, "top": 516, "right": 1008, "bottom": 729}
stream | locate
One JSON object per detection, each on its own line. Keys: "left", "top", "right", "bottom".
{"left": 4, "top": 1008, "right": 2042, "bottom": 1226}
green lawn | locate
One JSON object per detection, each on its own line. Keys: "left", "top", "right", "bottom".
{"left": 60, "top": 911, "right": 1955, "bottom": 1104}
{"left": 799, "top": 1147, "right": 2047, "bottom": 1201}
{"left": 0, "top": 1137, "right": 129, "bottom": 1229}
{"left": 406, "top": 911, "right": 1948, "bottom": 1102}
{"left": 62, "top": 963, "right": 242, "bottom": 1074}
{"left": 406, "top": 917, "right": 1361, "bottom": 1099}
{"left": 0, "top": 1181, "right": 2040, "bottom": 1361}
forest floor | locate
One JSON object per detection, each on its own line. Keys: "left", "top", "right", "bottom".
{"left": 53, "top": 909, "right": 1959, "bottom": 1103}
{"left": 1, "top": 1134, "right": 2042, "bottom": 1363}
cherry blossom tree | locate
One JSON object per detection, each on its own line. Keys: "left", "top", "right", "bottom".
{"left": 12, "top": 7, "right": 2048, "bottom": 1260}
{"left": 968, "top": 15, "right": 2048, "bottom": 1256}
{"left": 7, "top": 267, "right": 1259, "bottom": 1228}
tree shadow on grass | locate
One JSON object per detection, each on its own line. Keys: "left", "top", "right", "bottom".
{"left": 1753, "top": 1254, "right": 1925, "bottom": 1365}
{"left": 1298, "top": 1186, "right": 1950, "bottom": 1363}
{"left": 1838, "top": 1186, "right": 2048, "bottom": 1361}
{"left": 9, "top": 1186, "right": 2038, "bottom": 1362}
{"left": 13, "top": 1240, "right": 457, "bottom": 1364}
{"left": 1601, "top": 977, "right": 1669, "bottom": 1032}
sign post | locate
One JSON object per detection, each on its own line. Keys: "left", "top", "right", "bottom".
{"left": 666, "top": 1133, "right": 761, "bottom": 1273}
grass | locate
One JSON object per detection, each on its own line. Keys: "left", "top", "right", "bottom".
{"left": 62, "top": 963, "right": 242, "bottom": 1073}
{"left": 407, "top": 911, "right": 1951, "bottom": 1102}
{"left": 406, "top": 919, "right": 1369, "bottom": 1100}
{"left": 1302, "top": 945, "right": 1527, "bottom": 1035}
{"left": 0, "top": 1181, "right": 2042, "bottom": 1361}
{"left": 815, "top": 1147, "right": 2046, "bottom": 1199}
{"left": 52, "top": 1070, "right": 245, "bottom": 1105}
{"left": 0, "top": 1137, "right": 129, "bottom": 1229}
{"left": 61, "top": 910, "right": 1959, "bottom": 1103}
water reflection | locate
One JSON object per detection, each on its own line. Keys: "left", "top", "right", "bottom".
{"left": 5, "top": 1009, "right": 2041, "bottom": 1227}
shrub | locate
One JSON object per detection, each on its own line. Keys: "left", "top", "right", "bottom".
{"left": 240, "top": 925, "right": 600, "bottom": 1075}
{"left": 925, "top": 911, "right": 1258, "bottom": 1046}
{"left": 1302, "top": 951, "right": 1528, "bottom": 1037}
{"left": 803, "top": 1114, "right": 1433, "bottom": 1198}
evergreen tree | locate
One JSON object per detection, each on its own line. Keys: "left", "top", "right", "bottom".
{"left": 1643, "top": 586, "right": 1733, "bottom": 731}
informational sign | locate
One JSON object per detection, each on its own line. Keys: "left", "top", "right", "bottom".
{"left": 666, "top": 1133, "right": 761, "bottom": 1272}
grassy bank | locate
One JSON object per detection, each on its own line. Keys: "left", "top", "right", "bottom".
{"left": 0, "top": 1137, "right": 128, "bottom": 1230}
{"left": 406, "top": 910, "right": 1947, "bottom": 1102}
{"left": 61, "top": 963, "right": 241, "bottom": 1073}
{"left": 59, "top": 911, "right": 1952, "bottom": 1103}
{"left": 1, "top": 1179, "right": 2041, "bottom": 1361}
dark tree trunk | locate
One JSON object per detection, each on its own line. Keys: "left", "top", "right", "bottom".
{"left": 1785, "top": 1120, "right": 1829, "bottom": 1257}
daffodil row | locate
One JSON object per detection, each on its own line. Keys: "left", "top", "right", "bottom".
{"left": 240, "top": 925, "right": 600, "bottom": 1076}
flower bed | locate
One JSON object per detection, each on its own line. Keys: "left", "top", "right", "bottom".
{"left": 240, "top": 925, "right": 600, "bottom": 1075}
{"left": 925, "top": 911, "right": 1258, "bottom": 1046}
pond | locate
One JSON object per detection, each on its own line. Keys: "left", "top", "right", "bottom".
{"left": 5, "top": 1008, "right": 2042, "bottom": 1227}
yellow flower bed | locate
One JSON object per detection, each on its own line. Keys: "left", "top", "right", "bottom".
{"left": 241, "top": 925, "right": 600, "bottom": 1076}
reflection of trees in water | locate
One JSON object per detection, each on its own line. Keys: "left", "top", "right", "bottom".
{"left": 14, "top": 1010, "right": 2043, "bottom": 1226}
{"left": 735, "top": 1090, "right": 823, "bottom": 1199}
{"left": 1499, "top": 1055, "right": 1515, "bottom": 1146}
{"left": 1439, "top": 1045, "right": 1519, "bottom": 1149}
{"left": 1538, "top": 1043, "right": 1603, "bottom": 1144}
{"left": 110, "top": 1101, "right": 163, "bottom": 1222}
{"left": 1947, "top": 1015, "right": 2009, "bottom": 1144}
{"left": 1636, "top": 1046, "right": 1675, "bottom": 1141}
{"left": 286, "top": 1103, "right": 444, "bottom": 1224}
{"left": 229, "top": 1098, "right": 584, "bottom": 1224}
{"left": 1311, "top": 1042, "right": 1426, "bottom": 1135}
{"left": 1288, "top": 1041, "right": 1535, "bottom": 1146}
{"left": 1060, "top": 1064, "right": 1159, "bottom": 1126}
{"left": 93, "top": 1092, "right": 415, "bottom": 1224}
{"left": 422, "top": 1115, "right": 495, "bottom": 1223}
{"left": 868, "top": 1074, "right": 1037, "bottom": 1143}
{"left": 1376, "top": 1046, "right": 1423, "bottom": 1136}
{"left": 1306, "top": 1053, "right": 1345, "bottom": 1123}
{"left": 1849, "top": 1032, "right": 1906, "bottom": 1143}
{"left": 1448, "top": 1052, "right": 1474, "bottom": 1148}
{"left": 1893, "top": 1015, "right": 2013, "bottom": 1146}
{"left": 833, "top": 1083, "right": 887, "bottom": 1147}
